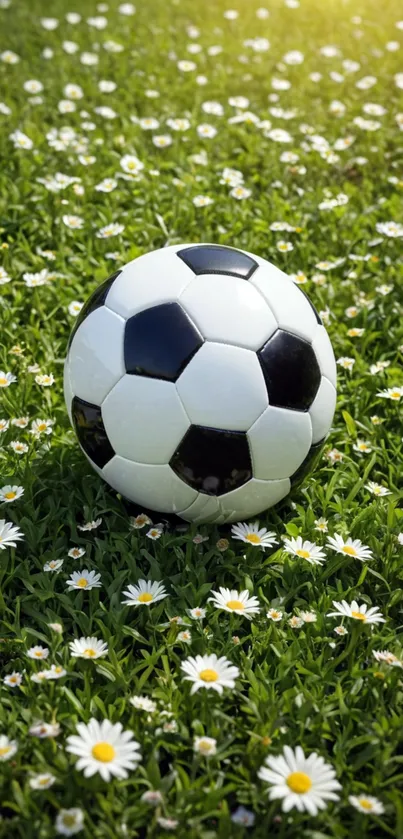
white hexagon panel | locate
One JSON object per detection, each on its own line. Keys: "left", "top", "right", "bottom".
{"left": 105, "top": 245, "right": 195, "bottom": 319}
{"left": 67, "top": 306, "right": 125, "bottom": 405}
{"left": 179, "top": 274, "right": 277, "bottom": 350}
{"left": 176, "top": 342, "right": 268, "bottom": 432}
{"left": 102, "top": 375, "right": 190, "bottom": 464}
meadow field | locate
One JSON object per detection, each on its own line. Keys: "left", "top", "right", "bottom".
{"left": 0, "top": 0, "right": 403, "bottom": 836}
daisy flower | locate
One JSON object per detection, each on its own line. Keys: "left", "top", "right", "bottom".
{"left": 194, "top": 736, "right": 217, "bottom": 756}
{"left": 349, "top": 794, "right": 384, "bottom": 815}
{"left": 69, "top": 637, "right": 108, "bottom": 660}
{"left": 181, "top": 653, "right": 239, "bottom": 695}
{"left": 208, "top": 587, "right": 260, "bottom": 618}
{"left": 27, "top": 645, "right": 49, "bottom": 660}
{"left": 146, "top": 527, "right": 163, "bottom": 540}
{"left": 68, "top": 547, "right": 85, "bottom": 559}
{"left": 334, "top": 625, "right": 348, "bottom": 636}
{"left": 231, "top": 521, "right": 278, "bottom": 548}
{"left": 31, "top": 671, "right": 48, "bottom": 684}
{"left": 35, "top": 373, "right": 54, "bottom": 386}
{"left": 326, "top": 534, "right": 372, "bottom": 562}
{"left": 314, "top": 517, "right": 328, "bottom": 532}
{"left": 10, "top": 416, "right": 29, "bottom": 428}
{"left": 43, "top": 665, "right": 67, "bottom": 680}
{"left": 327, "top": 599, "right": 385, "bottom": 625}
{"left": 193, "top": 195, "right": 214, "bottom": 207}
{"left": 120, "top": 154, "right": 144, "bottom": 175}
{"left": 3, "top": 671, "right": 23, "bottom": 687}
{"left": 188, "top": 607, "right": 206, "bottom": 619}
{"left": 55, "top": 808, "right": 84, "bottom": 836}
{"left": 0, "top": 734, "right": 18, "bottom": 761}
{"left": 130, "top": 513, "right": 152, "bottom": 529}
{"left": 0, "top": 371, "right": 17, "bottom": 387}
{"left": 30, "top": 419, "right": 54, "bottom": 436}
{"left": 29, "top": 721, "right": 60, "bottom": 738}
{"left": 337, "top": 356, "right": 355, "bottom": 370}
{"left": 258, "top": 745, "right": 341, "bottom": 815}
{"left": 130, "top": 695, "right": 157, "bottom": 712}
{"left": 121, "top": 579, "right": 167, "bottom": 607}
{"left": 177, "top": 630, "right": 191, "bottom": 643}
{"left": 66, "top": 718, "right": 141, "bottom": 781}
{"left": 96, "top": 223, "right": 125, "bottom": 239}
{"left": 77, "top": 518, "right": 102, "bottom": 531}
{"left": 43, "top": 559, "right": 64, "bottom": 572}
{"left": 0, "top": 519, "right": 24, "bottom": 549}
{"left": 288, "top": 616, "right": 304, "bottom": 628}
{"left": 283, "top": 536, "right": 326, "bottom": 566}
{"left": 0, "top": 485, "right": 24, "bottom": 503}
{"left": 353, "top": 440, "right": 372, "bottom": 454}
{"left": 372, "top": 650, "right": 402, "bottom": 668}
{"left": 267, "top": 608, "right": 283, "bottom": 621}
{"left": 62, "top": 214, "right": 84, "bottom": 230}
{"left": 365, "top": 481, "right": 391, "bottom": 497}
{"left": 300, "top": 611, "right": 317, "bottom": 623}
{"left": 10, "top": 441, "right": 29, "bottom": 454}
{"left": 192, "top": 534, "right": 209, "bottom": 544}
{"left": 66, "top": 570, "right": 102, "bottom": 590}
{"left": 377, "top": 386, "right": 403, "bottom": 401}
{"left": 29, "top": 772, "right": 56, "bottom": 790}
{"left": 48, "top": 622, "right": 63, "bottom": 634}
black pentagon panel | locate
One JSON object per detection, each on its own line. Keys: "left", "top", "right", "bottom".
{"left": 124, "top": 302, "right": 203, "bottom": 382}
{"left": 177, "top": 245, "right": 258, "bottom": 279}
{"left": 170, "top": 425, "right": 252, "bottom": 496}
{"left": 290, "top": 439, "right": 326, "bottom": 487}
{"left": 298, "top": 287, "right": 323, "bottom": 325}
{"left": 258, "top": 329, "right": 321, "bottom": 412}
{"left": 72, "top": 396, "right": 115, "bottom": 469}
{"left": 67, "top": 270, "right": 122, "bottom": 351}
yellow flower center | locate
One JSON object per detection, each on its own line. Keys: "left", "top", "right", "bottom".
{"left": 137, "top": 592, "right": 153, "bottom": 603}
{"left": 37, "top": 423, "right": 47, "bottom": 431}
{"left": 351, "top": 611, "right": 367, "bottom": 621}
{"left": 84, "top": 648, "right": 96, "bottom": 657}
{"left": 226, "top": 600, "right": 244, "bottom": 610}
{"left": 296, "top": 549, "right": 310, "bottom": 559}
{"left": 286, "top": 771, "right": 312, "bottom": 794}
{"left": 34, "top": 651, "right": 43, "bottom": 657}
{"left": 0, "top": 746, "right": 11, "bottom": 756}
{"left": 199, "top": 739, "right": 213, "bottom": 752}
{"left": 53, "top": 667, "right": 63, "bottom": 674}
{"left": 4, "top": 492, "right": 16, "bottom": 500}
{"left": 0, "top": 377, "right": 8, "bottom": 385}
{"left": 91, "top": 742, "right": 116, "bottom": 762}
{"left": 39, "top": 777, "right": 50, "bottom": 785}
{"left": 271, "top": 611, "right": 280, "bottom": 619}
{"left": 342, "top": 545, "right": 357, "bottom": 556}
{"left": 199, "top": 668, "right": 219, "bottom": 682}
{"left": 245, "top": 533, "right": 261, "bottom": 544}
{"left": 391, "top": 391, "right": 401, "bottom": 399}
{"left": 63, "top": 815, "right": 78, "bottom": 827}
{"left": 359, "top": 798, "right": 374, "bottom": 810}
{"left": 76, "top": 577, "right": 88, "bottom": 588}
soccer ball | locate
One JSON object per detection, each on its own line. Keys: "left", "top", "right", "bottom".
{"left": 64, "top": 244, "right": 336, "bottom": 524}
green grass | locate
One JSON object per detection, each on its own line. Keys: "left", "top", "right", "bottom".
{"left": 1, "top": 0, "right": 403, "bottom": 836}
